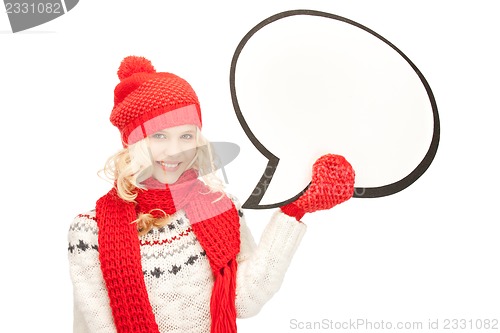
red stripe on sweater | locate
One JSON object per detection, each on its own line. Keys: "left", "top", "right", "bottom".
{"left": 76, "top": 213, "right": 97, "bottom": 222}
{"left": 139, "top": 227, "right": 193, "bottom": 246}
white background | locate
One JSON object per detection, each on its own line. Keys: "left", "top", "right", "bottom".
{"left": 1, "top": 1, "right": 499, "bottom": 332}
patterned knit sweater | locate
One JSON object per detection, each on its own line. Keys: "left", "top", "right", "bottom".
{"left": 68, "top": 197, "right": 306, "bottom": 333}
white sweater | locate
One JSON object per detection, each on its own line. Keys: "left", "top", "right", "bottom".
{"left": 68, "top": 199, "right": 306, "bottom": 333}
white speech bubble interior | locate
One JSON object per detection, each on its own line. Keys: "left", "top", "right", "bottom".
{"left": 234, "top": 14, "right": 435, "bottom": 205}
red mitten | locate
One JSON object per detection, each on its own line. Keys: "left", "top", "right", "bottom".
{"left": 280, "top": 154, "right": 355, "bottom": 220}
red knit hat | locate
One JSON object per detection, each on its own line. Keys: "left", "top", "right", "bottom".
{"left": 110, "top": 56, "right": 202, "bottom": 146}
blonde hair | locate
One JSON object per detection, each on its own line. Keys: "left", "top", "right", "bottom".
{"left": 101, "top": 128, "right": 226, "bottom": 235}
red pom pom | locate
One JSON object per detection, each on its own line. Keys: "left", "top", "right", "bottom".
{"left": 117, "top": 56, "right": 156, "bottom": 80}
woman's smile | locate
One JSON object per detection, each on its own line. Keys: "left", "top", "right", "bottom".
{"left": 157, "top": 160, "right": 182, "bottom": 172}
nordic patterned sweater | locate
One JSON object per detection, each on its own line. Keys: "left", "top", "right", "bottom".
{"left": 67, "top": 197, "right": 306, "bottom": 333}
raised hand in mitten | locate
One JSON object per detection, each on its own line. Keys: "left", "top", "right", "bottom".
{"left": 280, "top": 154, "right": 355, "bottom": 221}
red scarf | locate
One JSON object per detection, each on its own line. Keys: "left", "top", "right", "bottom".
{"left": 96, "top": 170, "right": 240, "bottom": 333}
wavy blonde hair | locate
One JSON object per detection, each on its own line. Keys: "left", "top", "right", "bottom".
{"left": 101, "top": 128, "right": 226, "bottom": 235}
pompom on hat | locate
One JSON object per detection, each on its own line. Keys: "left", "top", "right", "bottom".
{"left": 110, "top": 56, "right": 202, "bottom": 146}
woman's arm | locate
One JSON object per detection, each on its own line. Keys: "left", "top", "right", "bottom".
{"left": 233, "top": 154, "right": 354, "bottom": 318}
{"left": 234, "top": 203, "right": 306, "bottom": 318}
{"left": 68, "top": 212, "right": 117, "bottom": 333}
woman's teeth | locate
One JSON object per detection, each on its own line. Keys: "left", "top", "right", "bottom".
{"left": 159, "top": 161, "right": 180, "bottom": 168}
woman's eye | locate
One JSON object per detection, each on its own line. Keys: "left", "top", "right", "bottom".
{"left": 181, "top": 134, "right": 193, "bottom": 140}
{"left": 152, "top": 133, "right": 167, "bottom": 139}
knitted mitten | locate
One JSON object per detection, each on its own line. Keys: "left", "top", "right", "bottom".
{"left": 280, "top": 154, "right": 355, "bottom": 220}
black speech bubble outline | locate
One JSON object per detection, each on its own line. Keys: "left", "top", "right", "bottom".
{"left": 229, "top": 9, "right": 440, "bottom": 209}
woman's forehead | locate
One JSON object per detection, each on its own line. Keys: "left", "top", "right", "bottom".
{"left": 154, "top": 124, "right": 197, "bottom": 134}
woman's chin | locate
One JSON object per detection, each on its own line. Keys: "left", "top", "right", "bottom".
{"left": 152, "top": 169, "right": 183, "bottom": 185}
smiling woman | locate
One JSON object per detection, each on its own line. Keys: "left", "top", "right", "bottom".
{"left": 67, "top": 55, "right": 354, "bottom": 333}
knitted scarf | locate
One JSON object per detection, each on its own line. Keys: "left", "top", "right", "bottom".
{"left": 95, "top": 169, "right": 240, "bottom": 333}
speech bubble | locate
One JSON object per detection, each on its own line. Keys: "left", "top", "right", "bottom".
{"left": 230, "top": 10, "right": 440, "bottom": 209}
{"left": 4, "top": 0, "right": 79, "bottom": 33}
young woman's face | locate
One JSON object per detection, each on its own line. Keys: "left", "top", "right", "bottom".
{"left": 147, "top": 124, "right": 198, "bottom": 184}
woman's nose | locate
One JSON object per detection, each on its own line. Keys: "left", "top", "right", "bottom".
{"left": 163, "top": 141, "right": 182, "bottom": 156}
